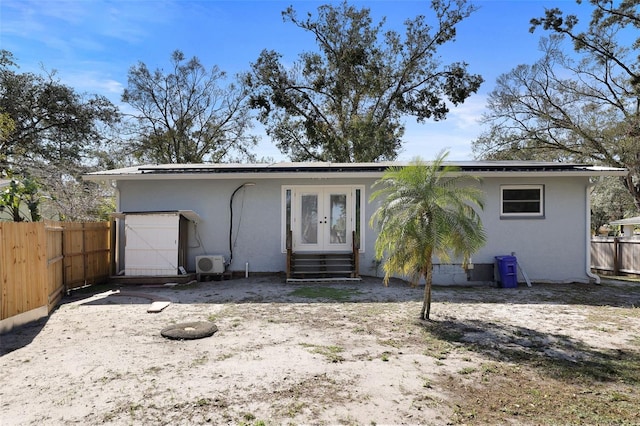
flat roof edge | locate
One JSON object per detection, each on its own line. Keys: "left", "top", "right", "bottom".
{"left": 83, "top": 162, "right": 628, "bottom": 181}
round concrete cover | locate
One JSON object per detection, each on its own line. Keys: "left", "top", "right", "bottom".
{"left": 161, "top": 321, "right": 218, "bottom": 340}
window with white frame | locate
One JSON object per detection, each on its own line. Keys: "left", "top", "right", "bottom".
{"left": 500, "top": 185, "right": 544, "bottom": 218}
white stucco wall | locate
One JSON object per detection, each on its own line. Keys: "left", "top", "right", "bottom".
{"left": 114, "top": 174, "right": 591, "bottom": 284}
{"left": 116, "top": 177, "right": 381, "bottom": 275}
{"left": 474, "top": 176, "right": 590, "bottom": 284}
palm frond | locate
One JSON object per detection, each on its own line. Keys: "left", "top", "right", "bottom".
{"left": 370, "top": 151, "right": 487, "bottom": 316}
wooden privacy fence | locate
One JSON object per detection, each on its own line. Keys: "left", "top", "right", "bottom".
{"left": 0, "top": 221, "right": 112, "bottom": 325}
{"left": 591, "top": 237, "right": 640, "bottom": 276}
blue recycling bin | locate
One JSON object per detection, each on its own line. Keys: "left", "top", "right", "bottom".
{"left": 495, "top": 255, "right": 518, "bottom": 288}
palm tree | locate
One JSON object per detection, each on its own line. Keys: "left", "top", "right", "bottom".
{"left": 370, "top": 152, "right": 486, "bottom": 320}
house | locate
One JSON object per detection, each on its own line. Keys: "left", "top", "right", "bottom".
{"left": 84, "top": 161, "right": 627, "bottom": 285}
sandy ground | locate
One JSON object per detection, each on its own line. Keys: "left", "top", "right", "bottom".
{"left": 1, "top": 275, "right": 639, "bottom": 425}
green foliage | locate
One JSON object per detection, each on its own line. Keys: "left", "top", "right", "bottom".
{"left": 591, "top": 176, "right": 637, "bottom": 232}
{"left": 0, "top": 174, "right": 41, "bottom": 222}
{"left": 289, "top": 286, "right": 362, "bottom": 301}
{"left": 122, "top": 50, "right": 258, "bottom": 164}
{"left": 0, "top": 49, "right": 119, "bottom": 173}
{"left": 246, "top": 0, "right": 482, "bottom": 162}
{"left": 0, "top": 111, "right": 15, "bottom": 142}
{"left": 299, "top": 343, "right": 345, "bottom": 363}
{"left": 473, "top": 1, "right": 640, "bottom": 211}
{"left": 1, "top": 50, "right": 120, "bottom": 221}
{"left": 370, "top": 151, "right": 486, "bottom": 319}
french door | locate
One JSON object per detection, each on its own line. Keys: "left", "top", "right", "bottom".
{"left": 294, "top": 187, "right": 352, "bottom": 252}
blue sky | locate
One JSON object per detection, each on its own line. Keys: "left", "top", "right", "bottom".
{"left": 1, "top": 0, "right": 586, "bottom": 162}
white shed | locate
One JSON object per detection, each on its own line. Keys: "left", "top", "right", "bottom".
{"left": 115, "top": 211, "right": 200, "bottom": 276}
{"left": 610, "top": 216, "right": 640, "bottom": 238}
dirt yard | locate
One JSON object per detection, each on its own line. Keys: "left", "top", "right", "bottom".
{"left": 1, "top": 276, "right": 639, "bottom": 425}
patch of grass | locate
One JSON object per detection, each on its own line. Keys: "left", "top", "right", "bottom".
{"left": 300, "top": 343, "right": 345, "bottom": 363}
{"left": 238, "top": 419, "right": 267, "bottom": 426}
{"left": 285, "top": 401, "right": 307, "bottom": 417}
{"left": 190, "top": 354, "right": 208, "bottom": 367}
{"left": 480, "top": 362, "right": 502, "bottom": 375}
{"left": 99, "top": 370, "right": 124, "bottom": 383}
{"left": 144, "top": 366, "right": 162, "bottom": 375}
{"left": 128, "top": 403, "right": 142, "bottom": 417}
{"left": 421, "top": 332, "right": 455, "bottom": 360}
{"left": 196, "top": 398, "right": 211, "bottom": 407}
{"left": 206, "top": 307, "right": 234, "bottom": 322}
{"left": 215, "top": 352, "right": 235, "bottom": 361}
{"left": 422, "top": 377, "right": 433, "bottom": 388}
{"left": 378, "top": 338, "right": 402, "bottom": 348}
{"left": 242, "top": 411, "right": 256, "bottom": 421}
{"left": 289, "top": 286, "right": 362, "bottom": 301}
{"left": 457, "top": 367, "right": 477, "bottom": 375}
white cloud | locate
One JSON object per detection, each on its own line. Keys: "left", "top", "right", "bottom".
{"left": 447, "top": 95, "right": 488, "bottom": 130}
{"left": 398, "top": 93, "right": 489, "bottom": 161}
{"left": 58, "top": 70, "right": 125, "bottom": 105}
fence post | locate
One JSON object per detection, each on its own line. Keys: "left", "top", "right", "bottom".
{"left": 82, "top": 223, "right": 88, "bottom": 286}
{"left": 61, "top": 223, "right": 67, "bottom": 295}
{"left": 110, "top": 220, "right": 117, "bottom": 276}
{"left": 613, "top": 237, "right": 620, "bottom": 275}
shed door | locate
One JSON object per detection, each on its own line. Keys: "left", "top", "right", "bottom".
{"left": 124, "top": 214, "right": 179, "bottom": 276}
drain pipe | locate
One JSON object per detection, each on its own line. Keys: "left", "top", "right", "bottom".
{"left": 586, "top": 182, "right": 601, "bottom": 284}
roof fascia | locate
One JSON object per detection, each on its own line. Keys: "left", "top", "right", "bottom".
{"left": 451, "top": 170, "right": 628, "bottom": 178}
{"left": 84, "top": 169, "right": 627, "bottom": 182}
{"left": 84, "top": 171, "right": 387, "bottom": 181}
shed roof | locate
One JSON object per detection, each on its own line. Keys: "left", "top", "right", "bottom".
{"left": 84, "top": 161, "right": 628, "bottom": 181}
{"left": 610, "top": 216, "right": 640, "bottom": 226}
{"left": 110, "top": 210, "right": 201, "bottom": 223}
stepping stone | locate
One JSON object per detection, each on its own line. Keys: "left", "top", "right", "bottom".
{"left": 147, "top": 301, "right": 171, "bottom": 313}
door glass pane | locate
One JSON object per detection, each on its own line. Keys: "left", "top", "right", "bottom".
{"left": 300, "top": 194, "right": 318, "bottom": 244}
{"left": 329, "top": 194, "right": 347, "bottom": 244}
{"left": 285, "top": 189, "right": 292, "bottom": 232}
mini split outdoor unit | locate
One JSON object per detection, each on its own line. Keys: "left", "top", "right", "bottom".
{"left": 196, "top": 255, "right": 226, "bottom": 274}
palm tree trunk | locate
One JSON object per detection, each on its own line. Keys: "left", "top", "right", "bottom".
{"left": 419, "top": 260, "right": 433, "bottom": 320}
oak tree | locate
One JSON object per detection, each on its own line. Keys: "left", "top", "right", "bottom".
{"left": 0, "top": 50, "right": 119, "bottom": 173}
{"left": 246, "top": 0, "right": 483, "bottom": 162}
{"left": 473, "top": 0, "right": 640, "bottom": 211}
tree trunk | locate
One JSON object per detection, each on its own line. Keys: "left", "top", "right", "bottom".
{"left": 419, "top": 261, "right": 434, "bottom": 320}
{"left": 623, "top": 173, "right": 640, "bottom": 213}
